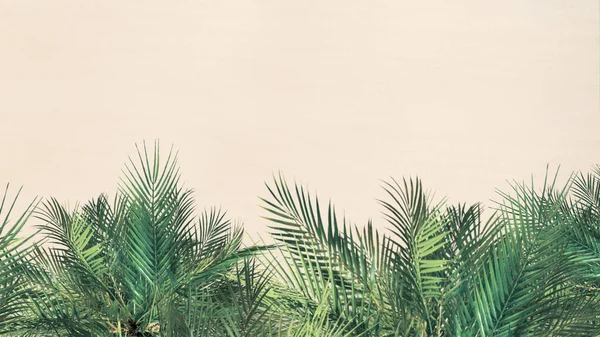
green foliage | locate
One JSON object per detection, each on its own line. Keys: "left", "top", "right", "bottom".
{"left": 0, "top": 143, "right": 599, "bottom": 336}
{"left": 260, "top": 168, "right": 600, "bottom": 336}
{"left": 1, "top": 141, "right": 277, "bottom": 336}
{"left": 0, "top": 185, "right": 39, "bottom": 335}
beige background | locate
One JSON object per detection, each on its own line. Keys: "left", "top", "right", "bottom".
{"left": 1, "top": 1, "right": 598, "bottom": 240}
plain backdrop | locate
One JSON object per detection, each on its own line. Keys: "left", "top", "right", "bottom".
{"left": 0, "top": 0, "right": 598, "bottom": 241}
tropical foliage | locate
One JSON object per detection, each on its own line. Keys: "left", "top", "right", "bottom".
{"left": 0, "top": 142, "right": 599, "bottom": 336}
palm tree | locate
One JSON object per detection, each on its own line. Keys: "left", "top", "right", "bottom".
{"left": 1, "top": 141, "right": 369, "bottom": 337}
{"left": 260, "top": 168, "right": 600, "bottom": 336}
{"left": 0, "top": 185, "right": 40, "bottom": 335}
{"left": 7, "top": 141, "right": 271, "bottom": 336}
{"left": 2, "top": 141, "right": 599, "bottom": 336}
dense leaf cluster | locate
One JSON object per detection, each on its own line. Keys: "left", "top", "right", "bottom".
{"left": 1, "top": 142, "right": 599, "bottom": 336}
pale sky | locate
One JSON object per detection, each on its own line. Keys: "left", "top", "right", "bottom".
{"left": 1, "top": 0, "right": 598, "bottom": 239}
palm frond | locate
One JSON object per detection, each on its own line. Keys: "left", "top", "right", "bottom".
{"left": 0, "top": 184, "right": 40, "bottom": 335}
{"left": 261, "top": 173, "right": 382, "bottom": 335}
